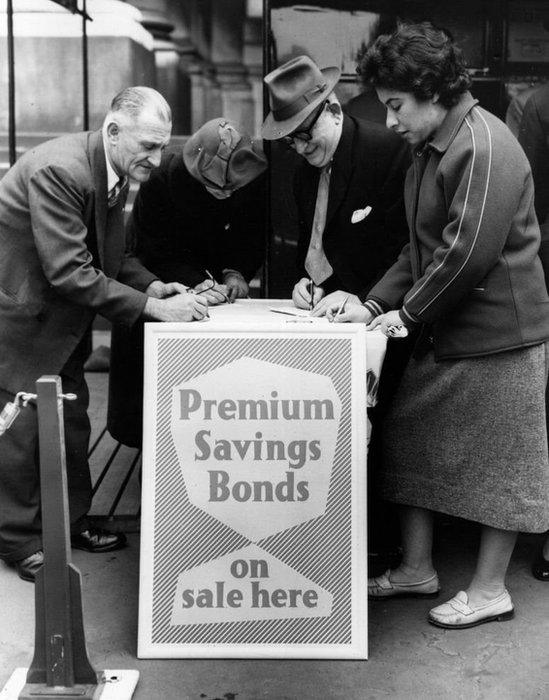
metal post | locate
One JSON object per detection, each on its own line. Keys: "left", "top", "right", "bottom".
{"left": 19, "top": 376, "right": 97, "bottom": 699}
{"left": 261, "top": 0, "right": 272, "bottom": 298}
{"left": 82, "top": 0, "right": 89, "bottom": 130}
{"left": 7, "top": 0, "right": 16, "bottom": 166}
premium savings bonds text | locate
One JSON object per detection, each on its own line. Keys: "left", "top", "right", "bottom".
{"left": 178, "top": 389, "right": 335, "bottom": 503}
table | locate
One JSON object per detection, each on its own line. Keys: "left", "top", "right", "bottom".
{"left": 138, "top": 300, "right": 387, "bottom": 659}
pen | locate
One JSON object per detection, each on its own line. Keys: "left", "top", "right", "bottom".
{"left": 203, "top": 269, "right": 232, "bottom": 304}
{"left": 335, "top": 294, "right": 350, "bottom": 319}
{"left": 308, "top": 279, "right": 314, "bottom": 310}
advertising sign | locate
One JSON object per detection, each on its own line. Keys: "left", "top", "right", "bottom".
{"left": 138, "top": 322, "right": 368, "bottom": 659}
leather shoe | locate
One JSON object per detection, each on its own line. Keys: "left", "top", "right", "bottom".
{"left": 428, "top": 589, "right": 514, "bottom": 629}
{"left": 14, "top": 550, "right": 44, "bottom": 582}
{"left": 532, "top": 550, "right": 549, "bottom": 581}
{"left": 368, "top": 569, "right": 440, "bottom": 599}
{"left": 71, "top": 527, "right": 127, "bottom": 553}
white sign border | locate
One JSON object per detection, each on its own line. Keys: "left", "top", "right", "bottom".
{"left": 138, "top": 322, "right": 368, "bottom": 659}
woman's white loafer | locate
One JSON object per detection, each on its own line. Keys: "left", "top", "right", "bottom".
{"left": 428, "top": 589, "right": 514, "bottom": 629}
{"left": 368, "top": 569, "right": 440, "bottom": 599}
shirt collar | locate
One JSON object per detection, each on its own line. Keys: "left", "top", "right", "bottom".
{"left": 324, "top": 115, "right": 342, "bottom": 167}
{"left": 102, "top": 132, "right": 122, "bottom": 192}
{"left": 425, "top": 92, "right": 478, "bottom": 155}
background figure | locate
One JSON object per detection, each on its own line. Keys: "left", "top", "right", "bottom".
{"left": 0, "top": 86, "right": 207, "bottom": 582}
{"left": 107, "top": 118, "right": 267, "bottom": 448}
{"left": 518, "top": 85, "right": 549, "bottom": 581}
{"left": 332, "top": 21, "right": 549, "bottom": 628}
{"left": 506, "top": 84, "right": 539, "bottom": 137}
{"left": 261, "top": 55, "right": 412, "bottom": 567}
{"left": 344, "top": 84, "right": 388, "bottom": 124}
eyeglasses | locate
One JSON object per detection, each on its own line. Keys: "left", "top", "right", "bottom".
{"left": 282, "top": 101, "right": 327, "bottom": 146}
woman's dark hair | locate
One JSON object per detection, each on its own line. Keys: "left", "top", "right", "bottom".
{"left": 357, "top": 21, "right": 471, "bottom": 108}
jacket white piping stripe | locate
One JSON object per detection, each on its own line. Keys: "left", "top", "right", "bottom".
{"left": 403, "top": 107, "right": 492, "bottom": 317}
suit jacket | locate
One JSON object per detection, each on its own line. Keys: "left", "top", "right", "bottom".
{"left": 129, "top": 147, "right": 266, "bottom": 286}
{"left": 0, "top": 130, "right": 156, "bottom": 394}
{"left": 294, "top": 114, "right": 410, "bottom": 299}
{"left": 107, "top": 148, "right": 266, "bottom": 447}
{"left": 518, "top": 84, "right": 549, "bottom": 288}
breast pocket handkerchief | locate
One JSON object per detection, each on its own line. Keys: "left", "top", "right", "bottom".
{"left": 351, "top": 205, "right": 372, "bottom": 224}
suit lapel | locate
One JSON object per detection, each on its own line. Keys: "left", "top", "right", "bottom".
{"left": 326, "top": 115, "right": 355, "bottom": 227}
{"left": 302, "top": 167, "right": 320, "bottom": 235}
{"left": 89, "top": 130, "right": 108, "bottom": 271}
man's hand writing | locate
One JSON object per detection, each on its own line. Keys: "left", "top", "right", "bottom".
{"left": 194, "top": 279, "right": 229, "bottom": 305}
{"left": 311, "top": 290, "right": 361, "bottom": 317}
{"left": 144, "top": 291, "right": 208, "bottom": 321}
{"left": 223, "top": 271, "right": 248, "bottom": 301}
{"left": 292, "top": 277, "right": 324, "bottom": 309}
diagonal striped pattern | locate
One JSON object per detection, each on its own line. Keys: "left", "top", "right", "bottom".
{"left": 148, "top": 334, "right": 359, "bottom": 646}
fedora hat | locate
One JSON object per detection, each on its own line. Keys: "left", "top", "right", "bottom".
{"left": 261, "top": 55, "right": 341, "bottom": 140}
{"left": 183, "top": 118, "right": 267, "bottom": 193}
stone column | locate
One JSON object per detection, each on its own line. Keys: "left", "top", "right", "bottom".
{"left": 0, "top": 0, "right": 155, "bottom": 133}
{"left": 124, "top": 1, "right": 178, "bottom": 130}
{"left": 243, "top": 12, "right": 264, "bottom": 137}
{"left": 209, "top": 0, "right": 254, "bottom": 134}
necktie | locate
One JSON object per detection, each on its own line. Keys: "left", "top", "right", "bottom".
{"left": 108, "top": 177, "right": 127, "bottom": 209}
{"left": 304, "top": 165, "right": 334, "bottom": 285}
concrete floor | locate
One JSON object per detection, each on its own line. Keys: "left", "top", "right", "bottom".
{"left": 2, "top": 525, "right": 549, "bottom": 699}
{"left": 1, "top": 370, "right": 549, "bottom": 699}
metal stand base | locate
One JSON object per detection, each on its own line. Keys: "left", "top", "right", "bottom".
{"left": 1, "top": 669, "right": 139, "bottom": 700}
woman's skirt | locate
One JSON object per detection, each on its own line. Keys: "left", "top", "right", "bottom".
{"left": 380, "top": 342, "right": 549, "bottom": 532}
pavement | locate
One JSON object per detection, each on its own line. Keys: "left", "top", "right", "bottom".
{"left": 2, "top": 525, "right": 548, "bottom": 699}
{"left": 1, "top": 371, "right": 549, "bottom": 699}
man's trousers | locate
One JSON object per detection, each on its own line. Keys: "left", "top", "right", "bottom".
{"left": 0, "top": 351, "right": 92, "bottom": 562}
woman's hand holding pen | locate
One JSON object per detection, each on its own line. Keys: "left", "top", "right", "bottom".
{"left": 292, "top": 277, "right": 325, "bottom": 310}
{"left": 311, "top": 290, "right": 361, "bottom": 317}
{"left": 325, "top": 301, "right": 373, "bottom": 324}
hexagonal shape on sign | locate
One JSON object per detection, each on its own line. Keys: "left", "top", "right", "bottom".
{"left": 170, "top": 356, "right": 341, "bottom": 540}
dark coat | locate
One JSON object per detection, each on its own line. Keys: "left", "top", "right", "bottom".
{"left": 129, "top": 147, "right": 266, "bottom": 285}
{"left": 0, "top": 130, "right": 155, "bottom": 395}
{"left": 518, "top": 84, "right": 549, "bottom": 289}
{"left": 108, "top": 149, "right": 266, "bottom": 447}
{"left": 294, "top": 114, "right": 410, "bottom": 299}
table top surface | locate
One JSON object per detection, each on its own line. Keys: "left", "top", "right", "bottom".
{"left": 204, "top": 298, "right": 386, "bottom": 347}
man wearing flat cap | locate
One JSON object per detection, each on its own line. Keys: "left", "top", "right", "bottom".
{"left": 262, "top": 55, "right": 410, "bottom": 317}
{"left": 108, "top": 118, "right": 268, "bottom": 448}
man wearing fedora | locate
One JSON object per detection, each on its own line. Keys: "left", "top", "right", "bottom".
{"left": 107, "top": 118, "right": 268, "bottom": 448}
{"left": 261, "top": 55, "right": 410, "bottom": 317}
{"left": 262, "top": 55, "right": 411, "bottom": 568}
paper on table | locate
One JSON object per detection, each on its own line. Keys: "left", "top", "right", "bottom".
{"left": 269, "top": 306, "right": 312, "bottom": 317}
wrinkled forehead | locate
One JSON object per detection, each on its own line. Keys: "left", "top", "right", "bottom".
{"left": 124, "top": 108, "right": 172, "bottom": 141}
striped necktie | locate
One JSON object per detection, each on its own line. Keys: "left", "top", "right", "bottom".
{"left": 108, "top": 177, "right": 127, "bottom": 209}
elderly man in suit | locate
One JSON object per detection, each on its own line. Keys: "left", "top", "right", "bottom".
{"left": 261, "top": 55, "right": 410, "bottom": 316}
{"left": 107, "top": 117, "right": 268, "bottom": 448}
{"left": 0, "top": 86, "right": 207, "bottom": 582}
